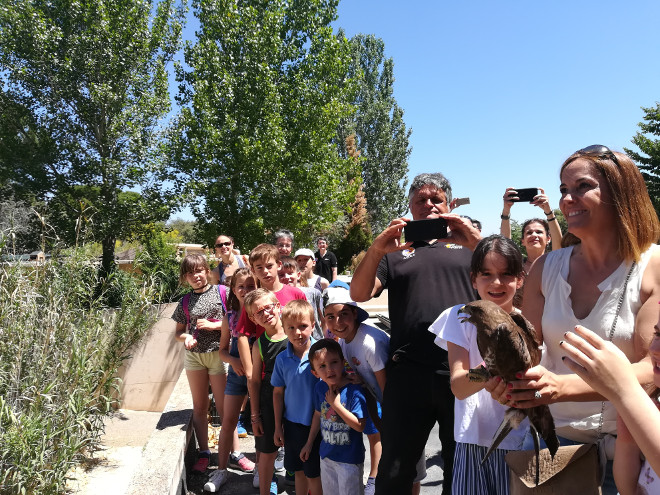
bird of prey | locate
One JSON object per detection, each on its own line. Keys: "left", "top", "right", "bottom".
{"left": 459, "top": 299, "right": 559, "bottom": 485}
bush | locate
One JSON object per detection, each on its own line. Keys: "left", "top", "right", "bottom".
{"left": 0, "top": 239, "right": 160, "bottom": 493}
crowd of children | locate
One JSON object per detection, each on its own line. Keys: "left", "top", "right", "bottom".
{"left": 172, "top": 232, "right": 660, "bottom": 495}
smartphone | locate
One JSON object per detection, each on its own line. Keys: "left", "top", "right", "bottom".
{"left": 511, "top": 188, "right": 539, "bottom": 203}
{"left": 453, "top": 197, "right": 470, "bottom": 207}
{"left": 403, "top": 218, "right": 448, "bottom": 242}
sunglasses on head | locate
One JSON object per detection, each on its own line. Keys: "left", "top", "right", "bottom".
{"left": 575, "top": 144, "right": 620, "bottom": 166}
{"left": 215, "top": 241, "right": 232, "bottom": 248}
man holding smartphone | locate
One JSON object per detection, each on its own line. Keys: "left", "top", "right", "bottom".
{"left": 350, "top": 173, "right": 481, "bottom": 495}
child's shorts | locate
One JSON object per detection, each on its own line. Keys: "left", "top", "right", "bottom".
{"left": 184, "top": 350, "right": 228, "bottom": 375}
{"left": 254, "top": 382, "right": 278, "bottom": 454}
{"left": 225, "top": 366, "right": 248, "bottom": 396}
{"left": 283, "top": 419, "right": 321, "bottom": 478}
{"left": 320, "top": 457, "right": 364, "bottom": 495}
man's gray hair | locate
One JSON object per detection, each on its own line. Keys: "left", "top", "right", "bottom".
{"left": 274, "top": 229, "right": 294, "bottom": 243}
{"left": 408, "top": 173, "right": 453, "bottom": 203}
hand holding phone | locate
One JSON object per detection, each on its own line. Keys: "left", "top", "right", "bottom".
{"left": 510, "top": 188, "right": 539, "bottom": 203}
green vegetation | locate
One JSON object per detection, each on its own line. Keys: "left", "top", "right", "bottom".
{"left": 626, "top": 103, "right": 660, "bottom": 217}
{"left": 0, "top": 238, "right": 160, "bottom": 492}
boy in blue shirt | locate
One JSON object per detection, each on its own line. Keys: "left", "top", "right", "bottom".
{"left": 302, "top": 339, "right": 367, "bottom": 495}
{"left": 271, "top": 300, "right": 322, "bottom": 495}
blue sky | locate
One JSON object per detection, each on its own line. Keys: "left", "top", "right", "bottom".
{"left": 333, "top": 0, "right": 660, "bottom": 233}
{"left": 173, "top": 1, "right": 660, "bottom": 235}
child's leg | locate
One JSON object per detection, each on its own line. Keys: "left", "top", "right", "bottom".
{"left": 210, "top": 362, "right": 241, "bottom": 452}
{"left": 186, "top": 368, "right": 211, "bottom": 451}
{"left": 294, "top": 471, "right": 309, "bottom": 495}
{"left": 366, "top": 432, "right": 381, "bottom": 479}
{"left": 217, "top": 393, "right": 245, "bottom": 469}
{"left": 258, "top": 451, "right": 278, "bottom": 495}
{"left": 307, "top": 475, "right": 322, "bottom": 495}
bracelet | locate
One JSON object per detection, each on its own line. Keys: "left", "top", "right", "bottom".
{"left": 500, "top": 214, "right": 510, "bottom": 220}
{"left": 251, "top": 418, "right": 262, "bottom": 424}
{"left": 546, "top": 216, "right": 556, "bottom": 222}
{"left": 544, "top": 211, "right": 553, "bottom": 216}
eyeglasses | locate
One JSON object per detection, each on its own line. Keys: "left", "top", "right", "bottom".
{"left": 575, "top": 144, "right": 620, "bottom": 167}
{"left": 253, "top": 303, "right": 278, "bottom": 320}
{"left": 215, "top": 241, "right": 232, "bottom": 248}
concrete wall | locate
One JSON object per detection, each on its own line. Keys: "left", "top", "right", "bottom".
{"left": 116, "top": 303, "right": 185, "bottom": 412}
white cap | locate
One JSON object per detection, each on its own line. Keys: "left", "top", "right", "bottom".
{"left": 294, "top": 248, "right": 315, "bottom": 259}
{"left": 322, "top": 287, "right": 369, "bottom": 322}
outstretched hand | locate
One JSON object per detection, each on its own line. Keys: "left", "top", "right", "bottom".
{"left": 561, "top": 325, "right": 638, "bottom": 402}
{"left": 440, "top": 213, "right": 482, "bottom": 251}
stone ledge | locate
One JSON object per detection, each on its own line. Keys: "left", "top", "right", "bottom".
{"left": 125, "top": 370, "right": 193, "bottom": 495}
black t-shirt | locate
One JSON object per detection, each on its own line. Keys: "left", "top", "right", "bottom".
{"left": 314, "top": 250, "right": 337, "bottom": 281}
{"left": 376, "top": 241, "right": 478, "bottom": 369}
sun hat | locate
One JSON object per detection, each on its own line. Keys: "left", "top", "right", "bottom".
{"left": 322, "top": 286, "right": 369, "bottom": 322}
{"left": 293, "top": 248, "right": 315, "bottom": 259}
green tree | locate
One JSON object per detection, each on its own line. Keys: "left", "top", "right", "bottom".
{"left": 338, "top": 33, "right": 412, "bottom": 234}
{"left": 172, "top": 0, "right": 357, "bottom": 249}
{"left": 166, "top": 218, "right": 200, "bottom": 244}
{"left": 626, "top": 102, "right": 660, "bottom": 216}
{"left": 0, "top": 0, "right": 186, "bottom": 276}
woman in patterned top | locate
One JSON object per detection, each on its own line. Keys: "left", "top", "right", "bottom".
{"left": 172, "top": 254, "right": 229, "bottom": 473}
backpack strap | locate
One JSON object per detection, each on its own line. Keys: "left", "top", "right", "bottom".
{"left": 182, "top": 292, "right": 192, "bottom": 326}
{"left": 217, "top": 284, "right": 228, "bottom": 313}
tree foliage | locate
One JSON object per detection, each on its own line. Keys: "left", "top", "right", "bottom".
{"left": 625, "top": 102, "right": 660, "bottom": 217}
{"left": 172, "top": 0, "right": 357, "bottom": 249}
{"left": 0, "top": 0, "right": 186, "bottom": 274}
{"left": 338, "top": 33, "right": 412, "bottom": 234}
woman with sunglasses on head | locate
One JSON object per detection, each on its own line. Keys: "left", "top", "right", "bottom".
{"left": 488, "top": 145, "right": 660, "bottom": 494}
{"left": 211, "top": 234, "right": 249, "bottom": 285}
{"left": 501, "top": 187, "right": 563, "bottom": 273}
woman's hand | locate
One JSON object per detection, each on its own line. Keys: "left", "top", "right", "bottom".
{"left": 505, "top": 365, "right": 562, "bottom": 408}
{"left": 561, "top": 325, "right": 638, "bottom": 402}
{"left": 502, "top": 187, "right": 517, "bottom": 214}
{"left": 531, "top": 187, "right": 552, "bottom": 214}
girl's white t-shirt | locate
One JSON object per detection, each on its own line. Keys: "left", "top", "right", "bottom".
{"left": 429, "top": 304, "right": 527, "bottom": 449}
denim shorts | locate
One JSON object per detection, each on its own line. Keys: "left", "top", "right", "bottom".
{"left": 225, "top": 366, "right": 248, "bottom": 396}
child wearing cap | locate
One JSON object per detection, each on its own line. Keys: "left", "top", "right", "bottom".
{"left": 295, "top": 248, "right": 329, "bottom": 292}
{"left": 323, "top": 287, "right": 425, "bottom": 495}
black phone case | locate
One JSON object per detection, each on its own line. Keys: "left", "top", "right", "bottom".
{"left": 512, "top": 188, "right": 538, "bottom": 202}
{"left": 403, "top": 218, "right": 448, "bottom": 242}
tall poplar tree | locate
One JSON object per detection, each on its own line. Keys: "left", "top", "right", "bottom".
{"left": 172, "top": 0, "right": 357, "bottom": 248}
{"left": 0, "top": 0, "right": 185, "bottom": 275}
{"left": 339, "top": 33, "right": 412, "bottom": 234}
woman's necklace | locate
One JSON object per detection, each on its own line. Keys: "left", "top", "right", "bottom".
{"left": 221, "top": 253, "right": 236, "bottom": 268}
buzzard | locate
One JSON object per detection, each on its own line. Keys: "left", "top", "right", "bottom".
{"left": 459, "top": 299, "right": 559, "bottom": 485}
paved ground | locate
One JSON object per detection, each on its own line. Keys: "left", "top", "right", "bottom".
{"left": 185, "top": 423, "right": 445, "bottom": 494}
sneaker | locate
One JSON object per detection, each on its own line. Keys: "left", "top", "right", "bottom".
{"left": 236, "top": 418, "right": 248, "bottom": 438}
{"left": 192, "top": 451, "right": 210, "bottom": 473}
{"left": 365, "top": 476, "right": 376, "bottom": 495}
{"left": 204, "top": 469, "right": 228, "bottom": 492}
{"left": 274, "top": 446, "right": 285, "bottom": 472}
{"left": 252, "top": 467, "right": 260, "bottom": 488}
{"left": 270, "top": 474, "right": 278, "bottom": 495}
{"left": 284, "top": 470, "right": 295, "bottom": 486}
{"left": 229, "top": 451, "right": 255, "bottom": 473}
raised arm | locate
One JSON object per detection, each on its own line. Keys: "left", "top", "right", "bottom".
{"left": 532, "top": 188, "right": 563, "bottom": 251}
{"left": 500, "top": 187, "right": 516, "bottom": 238}
{"left": 350, "top": 217, "right": 411, "bottom": 302}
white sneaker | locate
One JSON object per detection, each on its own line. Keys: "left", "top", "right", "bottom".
{"left": 253, "top": 466, "right": 260, "bottom": 488}
{"left": 204, "top": 469, "right": 228, "bottom": 493}
{"left": 274, "top": 446, "right": 285, "bottom": 472}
